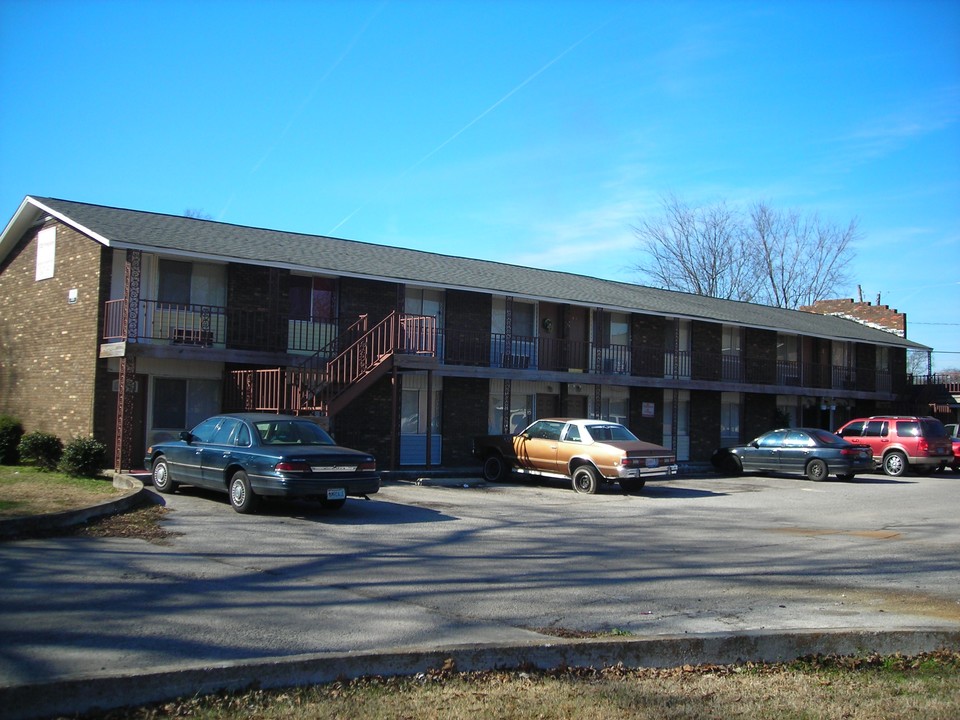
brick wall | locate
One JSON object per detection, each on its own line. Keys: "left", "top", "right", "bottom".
{"left": 690, "top": 390, "right": 721, "bottom": 461}
{"left": 629, "top": 386, "right": 663, "bottom": 444}
{"left": 441, "top": 376, "right": 488, "bottom": 466}
{"left": 444, "top": 290, "right": 491, "bottom": 365}
{"left": 226, "top": 264, "right": 288, "bottom": 350}
{"left": 0, "top": 221, "right": 106, "bottom": 440}
{"left": 800, "top": 298, "right": 906, "bottom": 337}
{"left": 692, "top": 321, "right": 721, "bottom": 381}
{"left": 744, "top": 327, "right": 777, "bottom": 384}
{"left": 743, "top": 393, "right": 777, "bottom": 439}
{"left": 333, "top": 374, "right": 394, "bottom": 465}
{"left": 338, "top": 277, "right": 399, "bottom": 329}
{"left": 631, "top": 314, "right": 668, "bottom": 377}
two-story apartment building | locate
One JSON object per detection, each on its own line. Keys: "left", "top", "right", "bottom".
{"left": 0, "top": 196, "right": 928, "bottom": 472}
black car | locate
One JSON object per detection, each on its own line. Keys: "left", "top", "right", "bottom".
{"left": 711, "top": 427, "right": 874, "bottom": 482}
{"left": 144, "top": 413, "right": 380, "bottom": 513}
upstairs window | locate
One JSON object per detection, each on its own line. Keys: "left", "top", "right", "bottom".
{"left": 158, "top": 259, "right": 191, "bottom": 305}
{"left": 35, "top": 226, "right": 56, "bottom": 280}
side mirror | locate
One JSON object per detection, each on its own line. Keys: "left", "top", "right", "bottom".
{"left": 179, "top": 430, "right": 194, "bottom": 443}
{"left": 750, "top": 441, "right": 760, "bottom": 448}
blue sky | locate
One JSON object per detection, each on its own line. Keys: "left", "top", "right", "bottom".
{"left": 1, "top": 0, "right": 958, "bottom": 369}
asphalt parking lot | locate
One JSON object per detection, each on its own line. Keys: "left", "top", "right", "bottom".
{"left": 2, "top": 469, "right": 959, "bottom": 709}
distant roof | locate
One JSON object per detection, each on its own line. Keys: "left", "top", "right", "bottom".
{"left": 2, "top": 195, "right": 928, "bottom": 350}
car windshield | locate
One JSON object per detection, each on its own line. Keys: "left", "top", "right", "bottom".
{"left": 254, "top": 420, "right": 335, "bottom": 446}
{"left": 584, "top": 424, "right": 638, "bottom": 442}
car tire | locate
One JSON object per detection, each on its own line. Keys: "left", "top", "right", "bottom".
{"left": 619, "top": 479, "right": 646, "bottom": 493}
{"left": 229, "top": 470, "right": 259, "bottom": 514}
{"left": 151, "top": 457, "right": 177, "bottom": 494}
{"left": 882, "top": 451, "right": 908, "bottom": 477}
{"left": 572, "top": 465, "right": 599, "bottom": 494}
{"left": 482, "top": 454, "right": 508, "bottom": 482}
{"left": 319, "top": 497, "right": 346, "bottom": 511}
{"left": 836, "top": 473, "right": 856, "bottom": 481}
{"left": 806, "top": 458, "right": 828, "bottom": 482}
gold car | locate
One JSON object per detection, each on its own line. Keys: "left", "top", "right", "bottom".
{"left": 474, "top": 418, "right": 678, "bottom": 494}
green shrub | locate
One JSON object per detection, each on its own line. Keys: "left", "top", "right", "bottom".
{"left": 18, "top": 431, "right": 64, "bottom": 471}
{"left": 0, "top": 415, "right": 24, "bottom": 464}
{"left": 59, "top": 436, "right": 107, "bottom": 477}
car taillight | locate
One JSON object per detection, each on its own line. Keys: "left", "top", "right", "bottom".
{"left": 358, "top": 460, "right": 377, "bottom": 472}
{"left": 917, "top": 439, "right": 929, "bottom": 453}
{"left": 275, "top": 461, "right": 311, "bottom": 473}
{"left": 841, "top": 447, "right": 871, "bottom": 458}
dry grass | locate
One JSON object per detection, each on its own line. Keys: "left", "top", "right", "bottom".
{"left": 0, "top": 465, "right": 177, "bottom": 543}
{"left": 0, "top": 465, "right": 122, "bottom": 517}
{"left": 81, "top": 652, "right": 960, "bottom": 720}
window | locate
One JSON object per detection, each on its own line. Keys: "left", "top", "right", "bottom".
{"left": 720, "top": 392, "right": 740, "bottom": 443}
{"left": 838, "top": 420, "right": 864, "bottom": 438}
{"left": 188, "top": 417, "right": 222, "bottom": 443}
{"left": 863, "top": 420, "right": 887, "bottom": 438}
{"left": 602, "top": 312, "right": 629, "bottom": 347}
{"left": 600, "top": 396, "right": 628, "bottom": 425}
{"left": 158, "top": 259, "right": 192, "bottom": 305}
{"left": 400, "top": 379, "right": 441, "bottom": 435}
{"left": 723, "top": 326, "right": 742, "bottom": 355}
{"left": 152, "top": 378, "right": 220, "bottom": 431}
{"left": 490, "top": 392, "right": 533, "bottom": 434}
{"left": 211, "top": 419, "right": 241, "bottom": 445}
{"left": 290, "top": 276, "right": 336, "bottom": 321}
{"left": 512, "top": 302, "right": 535, "bottom": 337}
{"left": 759, "top": 431, "right": 787, "bottom": 447}
{"left": 562, "top": 424, "right": 582, "bottom": 442}
{"left": 784, "top": 430, "right": 812, "bottom": 447}
{"left": 35, "top": 226, "right": 56, "bottom": 280}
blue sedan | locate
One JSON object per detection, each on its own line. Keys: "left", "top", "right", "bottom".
{"left": 144, "top": 413, "right": 380, "bottom": 513}
{"left": 711, "top": 427, "right": 874, "bottom": 482}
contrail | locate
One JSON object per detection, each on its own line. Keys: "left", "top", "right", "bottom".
{"left": 330, "top": 15, "right": 615, "bottom": 234}
{"left": 218, "top": 0, "right": 389, "bottom": 221}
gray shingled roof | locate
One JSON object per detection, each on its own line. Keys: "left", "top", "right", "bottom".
{"left": 28, "top": 196, "right": 925, "bottom": 350}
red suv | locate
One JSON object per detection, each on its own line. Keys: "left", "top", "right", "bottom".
{"left": 835, "top": 416, "right": 952, "bottom": 477}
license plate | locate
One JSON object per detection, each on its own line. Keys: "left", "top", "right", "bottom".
{"left": 645, "top": 458, "right": 659, "bottom": 468}
{"left": 326, "top": 488, "right": 346, "bottom": 501}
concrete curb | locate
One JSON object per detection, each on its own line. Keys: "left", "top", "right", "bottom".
{"left": 2, "top": 628, "right": 958, "bottom": 720}
{"left": 0, "top": 473, "right": 150, "bottom": 538}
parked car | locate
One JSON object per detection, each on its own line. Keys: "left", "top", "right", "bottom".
{"left": 473, "top": 418, "right": 677, "bottom": 494}
{"left": 834, "top": 415, "right": 952, "bottom": 477}
{"left": 144, "top": 413, "right": 380, "bottom": 513}
{"left": 711, "top": 427, "right": 874, "bottom": 482}
{"left": 940, "top": 423, "right": 960, "bottom": 473}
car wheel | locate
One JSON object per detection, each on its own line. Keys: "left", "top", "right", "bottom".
{"left": 151, "top": 457, "right": 177, "bottom": 494}
{"left": 836, "top": 473, "right": 856, "bottom": 481}
{"left": 806, "top": 458, "right": 828, "bottom": 482}
{"left": 571, "top": 465, "right": 599, "bottom": 494}
{"left": 619, "top": 479, "right": 646, "bottom": 493}
{"left": 482, "top": 454, "right": 507, "bottom": 482}
{"left": 229, "top": 470, "right": 259, "bottom": 514}
{"left": 319, "top": 497, "right": 346, "bottom": 511}
{"left": 882, "top": 451, "right": 908, "bottom": 477}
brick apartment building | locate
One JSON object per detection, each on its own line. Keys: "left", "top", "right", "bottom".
{"left": 0, "top": 196, "right": 932, "bottom": 471}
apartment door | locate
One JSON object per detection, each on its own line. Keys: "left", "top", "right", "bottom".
{"left": 563, "top": 306, "right": 589, "bottom": 371}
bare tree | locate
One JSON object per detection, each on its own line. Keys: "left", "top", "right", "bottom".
{"left": 632, "top": 195, "right": 761, "bottom": 301}
{"left": 749, "top": 202, "right": 858, "bottom": 308}
{"left": 184, "top": 208, "right": 213, "bottom": 220}
{"left": 633, "top": 196, "right": 858, "bottom": 309}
